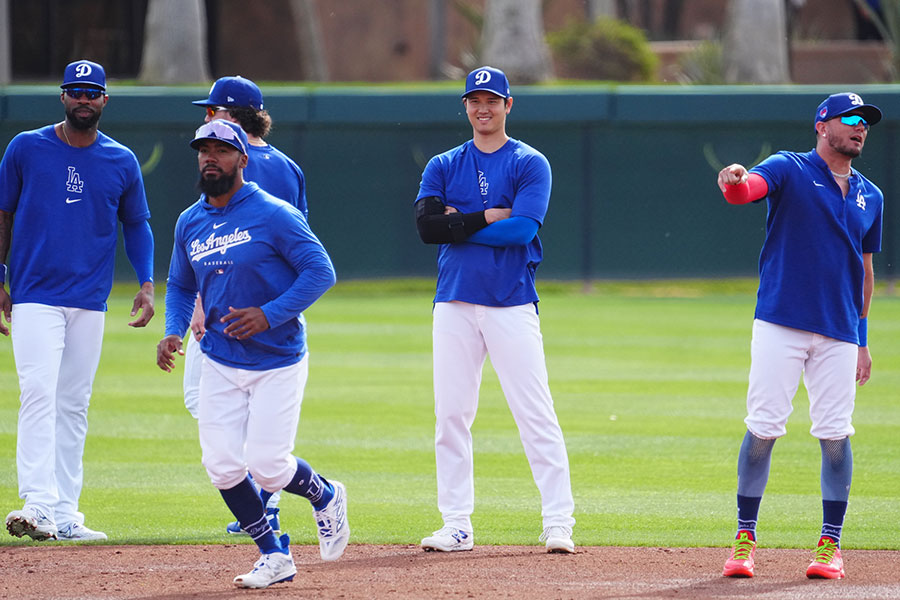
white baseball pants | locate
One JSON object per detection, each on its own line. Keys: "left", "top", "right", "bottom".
{"left": 745, "top": 319, "right": 858, "bottom": 440}
{"left": 183, "top": 332, "right": 201, "bottom": 419}
{"left": 10, "top": 303, "right": 105, "bottom": 528}
{"left": 432, "top": 301, "right": 575, "bottom": 532}
{"left": 198, "top": 355, "right": 308, "bottom": 492}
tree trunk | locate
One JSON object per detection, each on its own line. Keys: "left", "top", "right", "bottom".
{"left": 723, "top": 0, "right": 789, "bottom": 83}
{"left": 139, "top": 0, "right": 211, "bottom": 84}
{"left": 0, "top": 0, "right": 10, "bottom": 84}
{"left": 586, "top": 0, "right": 617, "bottom": 20}
{"left": 289, "top": 0, "right": 329, "bottom": 81}
{"left": 481, "top": 0, "right": 552, "bottom": 84}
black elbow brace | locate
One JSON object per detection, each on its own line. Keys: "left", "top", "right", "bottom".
{"left": 415, "top": 197, "right": 488, "bottom": 244}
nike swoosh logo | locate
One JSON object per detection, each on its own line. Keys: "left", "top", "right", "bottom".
{"left": 212, "top": 222, "right": 226, "bottom": 229}
{"left": 813, "top": 182, "right": 825, "bottom": 188}
{"left": 65, "top": 197, "right": 82, "bottom": 204}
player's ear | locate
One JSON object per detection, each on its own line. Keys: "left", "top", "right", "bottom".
{"left": 505, "top": 96, "right": 513, "bottom": 113}
{"left": 239, "top": 153, "right": 248, "bottom": 168}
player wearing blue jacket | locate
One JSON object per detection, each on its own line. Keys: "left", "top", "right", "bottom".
{"left": 156, "top": 120, "right": 348, "bottom": 589}
{"left": 1, "top": 60, "right": 154, "bottom": 543}
{"left": 415, "top": 67, "right": 575, "bottom": 554}
{"left": 717, "top": 92, "right": 883, "bottom": 580}
{"left": 187, "top": 76, "right": 311, "bottom": 534}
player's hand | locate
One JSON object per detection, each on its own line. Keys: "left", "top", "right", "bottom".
{"left": 856, "top": 345, "right": 872, "bottom": 386}
{"left": 485, "top": 208, "right": 512, "bottom": 224}
{"left": 190, "top": 296, "right": 206, "bottom": 341}
{"left": 156, "top": 334, "right": 184, "bottom": 372}
{"left": 221, "top": 306, "right": 270, "bottom": 339}
{"left": 0, "top": 287, "right": 11, "bottom": 337}
{"left": 129, "top": 281, "right": 155, "bottom": 327}
{"left": 717, "top": 164, "right": 749, "bottom": 193}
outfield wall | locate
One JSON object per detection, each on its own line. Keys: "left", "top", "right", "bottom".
{"left": 1, "top": 85, "right": 897, "bottom": 282}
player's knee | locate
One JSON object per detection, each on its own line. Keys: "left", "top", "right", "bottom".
{"left": 246, "top": 457, "right": 292, "bottom": 491}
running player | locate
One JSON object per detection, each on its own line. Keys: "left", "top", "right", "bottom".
{"left": 157, "top": 120, "right": 347, "bottom": 589}
{"left": 189, "top": 75, "right": 308, "bottom": 535}
{"left": 1, "top": 60, "right": 155, "bottom": 542}
{"left": 414, "top": 66, "right": 575, "bottom": 554}
{"left": 718, "top": 92, "right": 883, "bottom": 580}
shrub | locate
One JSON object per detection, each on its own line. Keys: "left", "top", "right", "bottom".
{"left": 547, "top": 17, "right": 658, "bottom": 82}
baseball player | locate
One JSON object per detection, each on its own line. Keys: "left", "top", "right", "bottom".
{"left": 414, "top": 66, "right": 575, "bottom": 554}
{"left": 1, "top": 60, "right": 155, "bottom": 542}
{"left": 718, "top": 92, "right": 883, "bottom": 579}
{"left": 156, "top": 120, "right": 347, "bottom": 589}
{"left": 188, "top": 76, "right": 309, "bottom": 536}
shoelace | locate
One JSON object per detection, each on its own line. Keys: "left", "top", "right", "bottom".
{"left": 812, "top": 538, "right": 839, "bottom": 564}
{"left": 731, "top": 534, "right": 754, "bottom": 560}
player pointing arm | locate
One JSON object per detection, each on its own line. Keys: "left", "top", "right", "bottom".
{"left": 718, "top": 93, "right": 883, "bottom": 580}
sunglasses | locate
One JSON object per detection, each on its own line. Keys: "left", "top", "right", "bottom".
{"left": 64, "top": 87, "right": 104, "bottom": 100}
{"left": 205, "top": 106, "right": 229, "bottom": 118}
{"left": 839, "top": 115, "right": 869, "bottom": 129}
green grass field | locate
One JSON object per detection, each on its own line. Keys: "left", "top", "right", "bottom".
{"left": 1, "top": 279, "right": 898, "bottom": 550}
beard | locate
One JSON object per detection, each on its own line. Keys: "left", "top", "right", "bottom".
{"left": 828, "top": 135, "right": 862, "bottom": 159}
{"left": 65, "top": 105, "right": 102, "bottom": 130}
{"left": 197, "top": 167, "right": 238, "bottom": 197}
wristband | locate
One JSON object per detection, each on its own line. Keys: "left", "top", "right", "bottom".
{"left": 857, "top": 317, "right": 867, "bottom": 347}
{"left": 0, "top": 264, "right": 6, "bottom": 285}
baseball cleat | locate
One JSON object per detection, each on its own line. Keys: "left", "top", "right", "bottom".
{"left": 233, "top": 534, "right": 296, "bottom": 589}
{"left": 57, "top": 523, "right": 108, "bottom": 541}
{"left": 6, "top": 506, "right": 58, "bottom": 541}
{"left": 723, "top": 530, "right": 756, "bottom": 577}
{"left": 421, "top": 526, "right": 474, "bottom": 552}
{"left": 313, "top": 480, "right": 349, "bottom": 561}
{"left": 806, "top": 536, "right": 845, "bottom": 579}
{"left": 226, "top": 507, "right": 281, "bottom": 536}
{"left": 540, "top": 525, "right": 575, "bottom": 554}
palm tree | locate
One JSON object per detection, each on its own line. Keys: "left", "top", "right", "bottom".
{"left": 723, "top": 0, "right": 789, "bottom": 83}
{"left": 481, "top": 0, "right": 552, "bottom": 84}
{"left": 139, "top": 0, "right": 211, "bottom": 84}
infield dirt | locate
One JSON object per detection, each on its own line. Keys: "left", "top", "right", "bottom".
{"left": 1, "top": 543, "right": 898, "bottom": 599}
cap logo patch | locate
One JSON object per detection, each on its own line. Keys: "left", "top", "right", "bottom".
{"left": 848, "top": 93, "right": 863, "bottom": 106}
{"left": 75, "top": 63, "right": 92, "bottom": 78}
{"left": 819, "top": 107, "right": 827, "bottom": 118}
{"left": 227, "top": 96, "right": 235, "bottom": 102}
{"left": 474, "top": 70, "right": 491, "bottom": 85}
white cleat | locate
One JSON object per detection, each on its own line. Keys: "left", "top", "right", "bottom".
{"left": 6, "top": 506, "right": 58, "bottom": 541}
{"left": 233, "top": 535, "right": 296, "bottom": 589}
{"left": 421, "top": 526, "right": 474, "bottom": 552}
{"left": 540, "top": 525, "right": 575, "bottom": 554}
{"left": 314, "top": 480, "right": 350, "bottom": 561}
{"left": 57, "top": 523, "right": 108, "bottom": 542}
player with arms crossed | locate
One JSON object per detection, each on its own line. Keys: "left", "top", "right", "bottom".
{"left": 1, "top": 60, "right": 155, "bottom": 542}
{"left": 717, "top": 92, "right": 883, "bottom": 580}
{"left": 415, "top": 66, "right": 575, "bottom": 554}
{"left": 189, "top": 76, "right": 309, "bottom": 536}
{"left": 157, "top": 120, "right": 348, "bottom": 589}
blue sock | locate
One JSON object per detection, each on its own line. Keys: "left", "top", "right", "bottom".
{"left": 735, "top": 431, "right": 775, "bottom": 538}
{"left": 736, "top": 495, "right": 761, "bottom": 539}
{"left": 282, "top": 457, "right": 334, "bottom": 510}
{"left": 820, "top": 437, "right": 852, "bottom": 546}
{"left": 219, "top": 475, "right": 283, "bottom": 554}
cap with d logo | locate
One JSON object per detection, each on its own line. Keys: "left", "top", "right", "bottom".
{"left": 462, "top": 66, "right": 510, "bottom": 99}
{"left": 61, "top": 60, "right": 106, "bottom": 91}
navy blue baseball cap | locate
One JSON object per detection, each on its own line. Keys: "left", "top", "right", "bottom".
{"left": 61, "top": 60, "right": 106, "bottom": 90}
{"left": 462, "top": 66, "right": 510, "bottom": 99}
{"left": 814, "top": 92, "right": 882, "bottom": 130}
{"left": 192, "top": 76, "right": 264, "bottom": 110}
{"left": 190, "top": 119, "right": 249, "bottom": 155}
